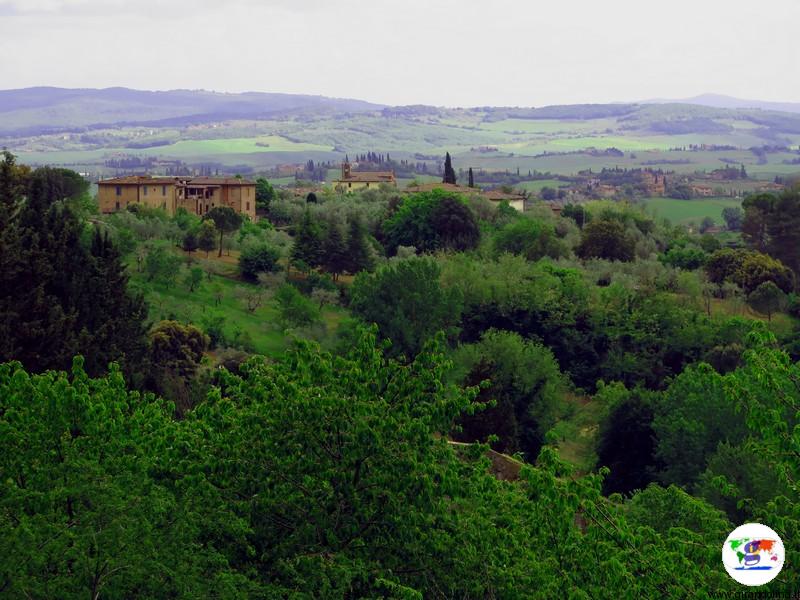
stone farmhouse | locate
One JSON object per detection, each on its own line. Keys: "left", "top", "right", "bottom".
{"left": 97, "top": 175, "right": 256, "bottom": 219}
{"left": 332, "top": 162, "right": 396, "bottom": 191}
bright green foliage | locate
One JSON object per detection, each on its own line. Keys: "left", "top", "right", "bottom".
{"left": 652, "top": 363, "right": 748, "bottom": 488}
{"left": 723, "top": 332, "right": 800, "bottom": 590}
{"left": 696, "top": 442, "right": 787, "bottom": 523}
{"left": 493, "top": 217, "right": 567, "bottom": 261}
{"left": 238, "top": 242, "right": 281, "bottom": 281}
{"left": 626, "top": 484, "right": 731, "bottom": 540}
{"left": 0, "top": 330, "right": 743, "bottom": 597}
{"left": 350, "top": 257, "right": 463, "bottom": 358}
{"left": 576, "top": 219, "right": 635, "bottom": 261}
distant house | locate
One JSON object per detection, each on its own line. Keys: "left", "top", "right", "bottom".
{"left": 640, "top": 170, "right": 667, "bottom": 196}
{"left": 97, "top": 175, "right": 256, "bottom": 219}
{"left": 333, "top": 162, "right": 396, "bottom": 191}
{"left": 756, "top": 181, "right": 785, "bottom": 192}
{"left": 482, "top": 190, "right": 526, "bottom": 212}
{"left": 690, "top": 184, "right": 714, "bottom": 197}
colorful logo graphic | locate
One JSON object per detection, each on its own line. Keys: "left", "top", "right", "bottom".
{"left": 722, "top": 523, "right": 784, "bottom": 586}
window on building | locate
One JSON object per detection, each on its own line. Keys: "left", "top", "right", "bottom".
{"left": 143, "top": 186, "right": 148, "bottom": 196}
{"left": 162, "top": 185, "right": 167, "bottom": 196}
{"left": 115, "top": 186, "right": 121, "bottom": 196}
{"left": 115, "top": 201, "right": 120, "bottom": 210}
{"left": 246, "top": 201, "right": 250, "bottom": 211}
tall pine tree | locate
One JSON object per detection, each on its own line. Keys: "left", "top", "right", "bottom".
{"left": 322, "top": 222, "right": 348, "bottom": 281}
{"left": 346, "top": 217, "right": 373, "bottom": 275}
{"left": 468, "top": 167, "right": 475, "bottom": 188}
{"left": 290, "top": 210, "right": 323, "bottom": 272}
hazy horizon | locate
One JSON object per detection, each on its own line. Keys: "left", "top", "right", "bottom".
{"left": 1, "top": 0, "right": 798, "bottom": 107}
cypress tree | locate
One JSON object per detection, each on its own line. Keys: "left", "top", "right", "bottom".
{"left": 443, "top": 152, "right": 457, "bottom": 185}
{"left": 468, "top": 167, "right": 475, "bottom": 188}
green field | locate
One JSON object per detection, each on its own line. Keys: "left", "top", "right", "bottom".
{"left": 641, "top": 197, "right": 742, "bottom": 226}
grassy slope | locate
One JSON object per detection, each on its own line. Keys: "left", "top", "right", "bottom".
{"left": 128, "top": 249, "right": 346, "bottom": 357}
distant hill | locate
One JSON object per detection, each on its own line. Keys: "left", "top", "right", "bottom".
{"left": 643, "top": 93, "right": 800, "bottom": 114}
{"left": 0, "top": 87, "right": 385, "bottom": 135}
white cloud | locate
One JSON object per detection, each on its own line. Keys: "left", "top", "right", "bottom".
{"left": 0, "top": 0, "right": 798, "bottom": 106}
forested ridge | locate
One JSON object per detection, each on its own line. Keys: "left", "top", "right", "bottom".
{"left": 1, "top": 150, "right": 799, "bottom": 597}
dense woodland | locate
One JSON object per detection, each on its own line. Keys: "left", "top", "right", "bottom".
{"left": 1, "top": 149, "right": 800, "bottom": 597}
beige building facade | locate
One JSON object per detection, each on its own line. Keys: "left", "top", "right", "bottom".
{"left": 98, "top": 175, "right": 256, "bottom": 220}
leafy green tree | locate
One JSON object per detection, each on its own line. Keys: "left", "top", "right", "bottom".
{"left": 197, "top": 220, "right": 217, "bottom": 258}
{"left": 561, "top": 203, "right": 589, "bottom": 228}
{"left": 184, "top": 266, "right": 204, "bottom": 292}
{"left": 290, "top": 209, "right": 322, "bottom": 272}
{"left": 255, "top": 176, "right": 276, "bottom": 211}
{"left": 735, "top": 251, "right": 794, "bottom": 294}
{"left": 274, "top": 283, "right": 321, "bottom": 328}
{"left": 147, "top": 320, "right": 208, "bottom": 413}
{"left": 350, "top": 257, "right": 463, "bottom": 358}
{"left": 626, "top": 484, "right": 731, "bottom": 540}
{"left": 182, "top": 229, "right": 198, "bottom": 253}
{"left": 428, "top": 195, "right": 480, "bottom": 251}
{"left": 652, "top": 363, "right": 748, "bottom": 488}
{"left": 451, "top": 330, "right": 565, "bottom": 460}
{"left": 747, "top": 281, "right": 787, "bottom": 321}
{"left": 705, "top": 248, "right": 746, "bottom": 287}
{"left": 238, "top": 243, "right": 281, "bottom": 281}
{"left": 696, "top": 442, "right": 788, "bottom": 523}
{"left": 383, "top": 190, "right": 478, "bottom": 254}
{"left": 741, "top": 193, "right": 774, "bottom": 252}
{"left": 721, "top": 206, "right": 744, "bottom": 231}
{"left": 204, "top": 206, "right": 243, "bottom": 258}
{"left": 576, "top": 219, "right": 635, "bottom": 261}
{"left": 493, "top": 217, "right": 567, "bottom": 261}
{"left": 145, "top": 245, "right": 182, "bottom": 286}
{"left": 660, "top": 244, "right": 707, "bottom": 270}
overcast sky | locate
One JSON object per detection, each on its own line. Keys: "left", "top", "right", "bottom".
{"left": 0, "top": 0, "right": 797, "bottom": 107}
